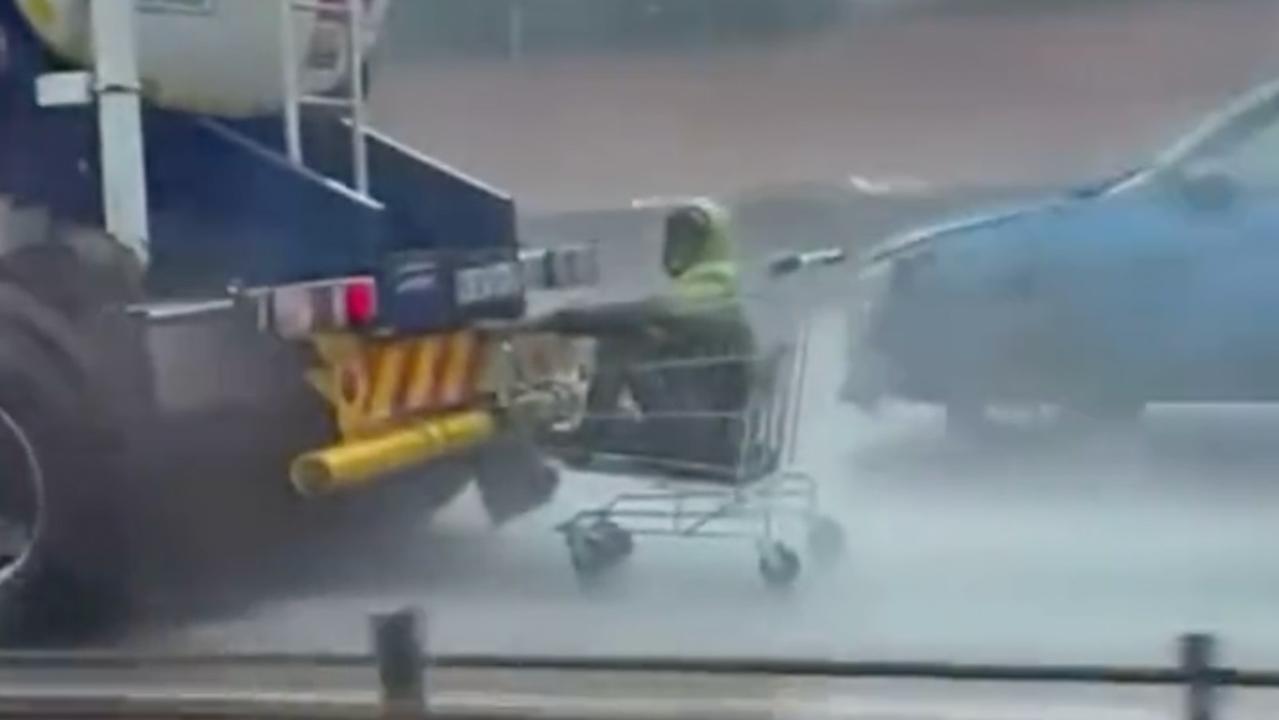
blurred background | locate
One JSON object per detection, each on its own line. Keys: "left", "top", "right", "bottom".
{"left": 371, "top": 0, "right": 1279, "bottom": 212}
{"left": 111, "top": 0, "right": 1279, "bottom": 667}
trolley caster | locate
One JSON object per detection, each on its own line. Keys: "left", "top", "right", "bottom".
{"left": 758, "top": 542, "right": 801, "bottom": 588}
{"left": 806, "top": 516, "right": 845, "bottom": 566}
{"left": 566, "top": 519, "right": 633, "bottom": 582}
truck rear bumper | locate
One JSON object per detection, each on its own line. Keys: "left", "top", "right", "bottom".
{"left": 291, "top": 410, "right": 496, "bottom": 496}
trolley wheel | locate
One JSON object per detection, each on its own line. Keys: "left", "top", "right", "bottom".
{"left": 566, "top": 519, "right": 633, "bottom": 582}
{"left": 758, "top": 542, "right": 801, "bottom": 588}
{"left": 806, "top": 516, "right": 845, "bottom": 565}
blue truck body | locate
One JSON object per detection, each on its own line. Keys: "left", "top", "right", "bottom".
{"left": 0, "top": 4, "right": 576, "bottom": 639}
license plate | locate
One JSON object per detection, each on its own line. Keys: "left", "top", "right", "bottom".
{"left": 456, "top": 262, "right": 522, "bottom": 307}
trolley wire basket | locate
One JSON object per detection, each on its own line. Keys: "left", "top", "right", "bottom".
{"left": 544, "top": 293, "right": 845, "bottom": 588}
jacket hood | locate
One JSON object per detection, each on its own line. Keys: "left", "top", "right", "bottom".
{"left": 667, "top": 199, "right": 735, "bottom": 276}
{"left": 662, "top": 199, "right": 741, "bottom": 304}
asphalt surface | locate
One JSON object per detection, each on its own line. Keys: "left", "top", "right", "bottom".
{"left": 86, "top": 0, "right": 1279, "bottom": 681}
{"left": 117, "top": 299, "right": 1279, "bottom": 671}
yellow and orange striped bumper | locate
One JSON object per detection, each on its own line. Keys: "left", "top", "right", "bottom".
{"left": 290, "top": 331, "right": 495, "bottom": 495}
{"left": 294, "top": 328, "right": 586, "bottom": 495}
{"left": 308, "top": 330, "right": 487, "bottom": 441}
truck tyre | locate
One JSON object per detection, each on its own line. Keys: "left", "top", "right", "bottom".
{"left": 0, "top": 322, "right": 124, "bottom": 643}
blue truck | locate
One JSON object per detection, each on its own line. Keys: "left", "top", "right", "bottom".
{"left": 0, "top": 0, "right": 595, "bottom": 639}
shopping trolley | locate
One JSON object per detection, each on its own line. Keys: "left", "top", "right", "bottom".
{"left": 545, "top": 300, "right": 845, "bottom": 588}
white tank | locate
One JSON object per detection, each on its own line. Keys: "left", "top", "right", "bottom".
{"left": 16, "top": 0, "right": 391, "bottom": 117}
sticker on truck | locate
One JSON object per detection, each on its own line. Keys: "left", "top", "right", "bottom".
{"left": 456, "top": 261, "right": 523, "bottom": 307}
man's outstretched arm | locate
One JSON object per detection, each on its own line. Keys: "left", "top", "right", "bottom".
{"left": 535, "top": 298, "right": 664, "bottom": 336}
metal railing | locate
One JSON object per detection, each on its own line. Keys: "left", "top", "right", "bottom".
{"left": 0, "top": 616, "right": 1267, "bottom": 719}
{"left": 279, "top": 0, "right": 372, "bottom": 197}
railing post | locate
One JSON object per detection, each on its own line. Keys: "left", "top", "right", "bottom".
{"left": 373, "top": 609, "right": 427, "bottom": 719}
{"left": 1181, "top": 633, "right": 1218, "bottom": 720}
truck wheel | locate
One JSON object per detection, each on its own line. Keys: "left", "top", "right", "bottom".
{"left": 0, "top": 324, "right": 123, "bottom": 642}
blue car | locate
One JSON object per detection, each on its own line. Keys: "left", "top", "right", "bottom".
{"left": 845, "top": 80, "right": 1279, "bottom": 425}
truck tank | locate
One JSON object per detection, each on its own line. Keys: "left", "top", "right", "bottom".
{"left": 17, "top": 0, "right": 389, "bottom": 116}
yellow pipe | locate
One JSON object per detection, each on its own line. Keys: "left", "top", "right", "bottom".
{"left": 291, "top": 410, "right": 497, "bottom": 497}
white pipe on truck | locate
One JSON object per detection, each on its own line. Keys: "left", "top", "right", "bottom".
{"left": 89, "top": 0, "right": 148, "bottom": 266}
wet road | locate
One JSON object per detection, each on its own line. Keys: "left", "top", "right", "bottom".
{"left": 121, "top": 300, "right": 1279, "bottom": 670}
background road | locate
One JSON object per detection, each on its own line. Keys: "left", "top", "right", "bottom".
{"left": 107, "top": 0, "right": 1279, "bottom": 671}
{"left": 124, "top": 302, "right": 1279, "bottom": 670}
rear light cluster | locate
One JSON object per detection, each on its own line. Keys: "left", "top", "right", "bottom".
{"left": 247, "top": 244, "right": 600, "bottom": 340}
{"left": 519, "top": 245, "right": 600, "bottom": 291}
{"left": 254, "top": 276, "right": 379, "bottom": 339}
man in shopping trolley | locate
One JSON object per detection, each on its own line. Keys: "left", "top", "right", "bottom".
{"left": 538, "top": 200, "right": 757, "bottom": 475}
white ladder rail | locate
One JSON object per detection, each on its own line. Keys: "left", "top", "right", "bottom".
{"left": 278, "top": 0, "right": 372, "bottom": 198}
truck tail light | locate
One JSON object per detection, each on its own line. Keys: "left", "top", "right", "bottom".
{"left": 343, "top": 278, "right": 378, "bottom": 327}
{"left": 256, "top": 276, "right": 379, "bottom": 339}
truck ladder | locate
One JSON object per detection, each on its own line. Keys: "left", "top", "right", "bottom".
{"left": 278, "top": 0, "right": 375, "bottom": 198}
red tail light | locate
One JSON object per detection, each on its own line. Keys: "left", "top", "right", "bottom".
{"left": 257, "top": 276, "right": 379, "bottom": 339}
{"left": 343, "top": 278, "right": 378, "bottom": 327}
